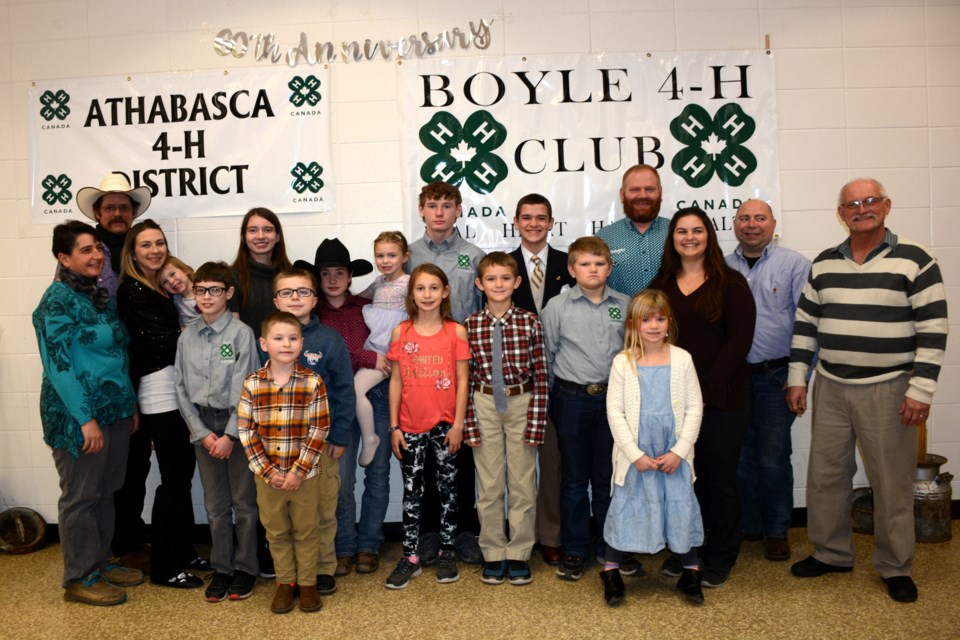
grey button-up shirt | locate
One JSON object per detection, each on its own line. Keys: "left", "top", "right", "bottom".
{"left": 407, "top": 229, "right": 486, "bottom": 323}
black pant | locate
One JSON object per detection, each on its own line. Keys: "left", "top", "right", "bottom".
{"left": 113, "top": 409, "right": 198, "bottom": 580}
{"left": 421, "top": 439, "right": 480, "bottom": 536}
{"left": 693, "top": 384, "right": 751, "bottom": 571}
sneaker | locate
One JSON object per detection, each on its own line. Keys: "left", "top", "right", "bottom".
{"left": 99, "top": 563, "right": 144, "bottom": 587}
{"left": 316, "top": 574, "right": 336, "bottom": 596}
{"left": 661, "top": 554, "right": 683, "bottom": 578}
{"left": 454, "top": 532, "right": 484, "bottom": 564}
{"left": 481, "top": 560, "right": 507, "bottom": 585}
{"left": 154, "top": 572, "right": 203, "bottom": 589}
{"left": 436, "top": 550, "right": 460, "bottom": 583}
{"left": 186, "top": 556, "right": 212, "bottom": 572}
{"left": 385, "top": 558, "right": 422, "bottom": 590}
{"left": 618, "top": 554, "right": 644, "bottom": 577}
{"left": 507, "top": 560, "right": 533, "bottom": 586}
{"left": 227, "top": 570, "right": 256, "bottom": 600}
{"left": 258, "top": 551, "right": 276, "bottom": 579}
{"left": 205, "top": 572, "right": 233, "bottom": 603}
{"left": 701, "top": 566, "right": 730, "bottom": 588}
{"left": 64, "top": 572, "right": 126, "bottom": 606}
{"left": 556, "top": 554, "right": 585, "bottom": 581}
{"left": 418, "top": 532, "right": 441, "bottom": 567}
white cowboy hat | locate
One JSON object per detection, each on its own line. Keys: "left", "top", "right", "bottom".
{"left": 75, "top": 173, "right": 152, "bottom": 222}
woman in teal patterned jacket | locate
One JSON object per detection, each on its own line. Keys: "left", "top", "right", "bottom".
{"left": 33, "top": 220, "right": 140, "bottom": 607}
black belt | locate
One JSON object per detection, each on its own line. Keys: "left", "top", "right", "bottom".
{"left": 555, "top": 377, "right": 607, "bottom": 396}
{"left": 749, "top": 357, "right": 789, "bottom": 373}
{"left": 197, "top": 406, "right": 230, "bottom": 418}
{"left": 477, "top": 381, "right": 533, "bottom": 397}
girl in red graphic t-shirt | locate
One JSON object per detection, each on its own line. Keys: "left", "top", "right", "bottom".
{"left": 384, "top": 264, "right": 470, "bottom": 590}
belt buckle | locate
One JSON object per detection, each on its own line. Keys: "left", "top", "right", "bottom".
{"left": 586, "top": 383, "right": 606, "bottom": 396}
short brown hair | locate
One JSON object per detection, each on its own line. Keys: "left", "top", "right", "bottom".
{"left": 477, "top": 251, "right": 519, "bottom": 278}
{"left": 273, "top": 268, "right": 317, "bottom": 293}
{"left": 621, "top": 164, "right": 662, "bottom": 188}
{"left": 261, "top": 311, "right": 302, "bottom": 338}
{"left": 418, "top": 181, "right": 462, "bottom": 207}
{"left": 567, "top": 236, "right": 612, "bottom": 266}
{"left": 193, "top": 261, "right": 232, "bottom": 287}
{"left": 515, "top": 193, "right": 552, "bottom": 219}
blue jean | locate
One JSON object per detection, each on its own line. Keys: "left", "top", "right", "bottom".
{"left": 737, "top": 367, "right": 796, "bottom": 537}
{"left": 335, "top": 379, "right": 393, "bottom": 556}
{"left": 549, "top": 383, "right": 613, "bottom": 559}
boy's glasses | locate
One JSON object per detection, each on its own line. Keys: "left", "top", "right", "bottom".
{"left": 193, "top": 286, "right": 226, "bottom": 297}
{"left": 275, "top": 288, "right": 316, "bottom": 299}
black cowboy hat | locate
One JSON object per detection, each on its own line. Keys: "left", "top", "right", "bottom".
{"left": 294, "top": 238, "right": 373, "bottom": 278}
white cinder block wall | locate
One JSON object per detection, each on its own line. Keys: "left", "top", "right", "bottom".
{"left": 0, "top": 0, "right": 957, "bottom": 525}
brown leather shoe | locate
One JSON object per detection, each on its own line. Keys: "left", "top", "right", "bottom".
{"left": 541, "top": 545, "right": 562, "bottom": 566}
{"left": 335, "top": 555, "right": 354, "bottom": 576}
{"left": 356, "top": 552, "right": 380, "bottom": 574}
{"left": 271, "top": 583, "right": 296, "bottom": 614}
{"left": 298, "top": 584, "right": 322, "bottom": 612}
{"left": 64, "top": 574, "right": 127, "bottom": 606}
{"left": 764, "top": 536, "right": 791, "bottom": 561}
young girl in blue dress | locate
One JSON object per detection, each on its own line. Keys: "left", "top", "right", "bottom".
{"left": 602, "top": 289, "right": 705, "bottom": 606}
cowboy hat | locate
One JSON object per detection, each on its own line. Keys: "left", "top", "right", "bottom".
{"left": 294, "top": 238, "right": 373, "bottom": 277}
{"left": 75, "top": 173, "right": 152, "bottom": 222}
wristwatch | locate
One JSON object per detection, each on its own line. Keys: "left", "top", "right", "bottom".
{"left": 388, "top": 426, "right": 401, "bottom": 433}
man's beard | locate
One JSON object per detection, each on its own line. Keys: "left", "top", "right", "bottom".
{"left": 623, "top": 197, "right": 662, "bottom": 223}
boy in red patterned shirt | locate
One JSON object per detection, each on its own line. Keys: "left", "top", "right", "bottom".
{"left": 463, "top": 252, "right": 549, "bottom": 586}
{"left": 238, "top": 311, "right": 330, "bottom": 614}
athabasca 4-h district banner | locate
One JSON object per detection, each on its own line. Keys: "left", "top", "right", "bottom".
{"left": 399, "top": 51, "right": 779, "bottom": 250}
{"left": 29, "top": 67, "right": 333, "bottom": 223}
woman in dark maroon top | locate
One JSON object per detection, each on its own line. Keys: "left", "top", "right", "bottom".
{"left": 651, "top": 206, "right": 756, "bottom": 588}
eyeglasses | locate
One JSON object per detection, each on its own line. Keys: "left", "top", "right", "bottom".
{"left": 193, "top": 286, "right": 227, "bottom": 297}
{"left": 275, "top": 288, "right": 316, "bottom": 299}
{"left": 101, "top": 204, "right": 132, "bottom": 214}
{"left": 839, "top": 196, "right": 886, "bottom": 211}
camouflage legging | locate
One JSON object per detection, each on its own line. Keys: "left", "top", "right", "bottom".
{"left": 399, "top": 422, "right": 459, "bottom": 557}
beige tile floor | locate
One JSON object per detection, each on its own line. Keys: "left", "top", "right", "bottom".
{"left": 1, "top": 523, "right": 958, "bottom": 640}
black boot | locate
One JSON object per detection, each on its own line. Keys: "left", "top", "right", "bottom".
{"left": 677, "top": 568, "right": 704, "bottom": 605}
{"left": 599, "top": 569, "right": 625, "bottom": 606}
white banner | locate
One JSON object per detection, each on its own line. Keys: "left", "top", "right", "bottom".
{"left": 399, "top": 52, "right": 779, "bottom": 250}
{"left": 29, "top": 67, "right": 333, "bottom": 223}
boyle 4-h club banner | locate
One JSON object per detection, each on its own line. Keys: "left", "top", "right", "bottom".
{"left": 29, "top": 67, "right": 333, "bottom": 223}
{"left": 399, "top": 51, "right": 779, "bottom": 249}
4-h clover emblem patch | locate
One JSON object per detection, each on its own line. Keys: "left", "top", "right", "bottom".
{"left": 418, "top": 110, "right": 508, "bottom": 194}
{"left": 39, "top": 90, "right": 70, "bottom": 121}
{"left": 457, "top": 255, "right": 471, "bottom": 269}
{"left": 220, "top": 343, "right": 234, "bottom": 359}
{"left": 41, "top": 174, "right": 72, "bottom": 206}
{"left": 291, "top": 162, "right": 324, "bottom": 193}
{"left": 669, "top": 103, "right": 757, "bottom": 188}
{"left": 289, "top": 75, "right": 322, "bottom": 107}
{"left": 608, "top": 307, "right": 622, "bottom": 320}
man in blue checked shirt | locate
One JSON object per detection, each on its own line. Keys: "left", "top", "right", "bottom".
{"left": 725, "top": 199, "right": 810, "bottom": 563}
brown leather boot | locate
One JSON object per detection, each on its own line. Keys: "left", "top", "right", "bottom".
{"left": 271, "top": 583, "right": 296, "bottom": 614}
{"left": 298, "top": 584, "right": 322, "bottom": 612}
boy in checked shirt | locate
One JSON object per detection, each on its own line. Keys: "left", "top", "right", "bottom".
{"left": 463, "top": 252, "right": 549, "bottom": 586}
{"left": 238, "top": 311, "right": 330, "bottom": 614}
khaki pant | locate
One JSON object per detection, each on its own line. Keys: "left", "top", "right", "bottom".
{"left": 314, "top": 455, "right": 340, "bottom": 575}
{"left": 257, "top": 474, "right": 323, "bottom": 586}
{"left": 807, "top": 374, "right": 917, "bottom": 577}
{"left": 472, "top": 392, "right": 538, "bottom": 561}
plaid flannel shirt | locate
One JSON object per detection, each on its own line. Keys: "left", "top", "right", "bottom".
{"left": 464, "top": 305, "right": 549, "bottom": 446}
{"left": 238, "top": 362, "right": 329, "bottom": 482}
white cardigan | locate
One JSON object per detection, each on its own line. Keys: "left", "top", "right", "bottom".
{"left": 606, "top": 345, "right": 703, "bottom": 493}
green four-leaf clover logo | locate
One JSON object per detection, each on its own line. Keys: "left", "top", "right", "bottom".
{"left": 457, "top": 255, "right": 471, "bottom": 269}
{"left": 291, "top": 162, "right": 324, "bottom": 194}
{"left": 41, "top": 174, "right": 72, "bottom": 205}
{"left": 39, "top": 90, "right": 71, "bottom": 121}
{"left": 289, "top": 76, "right": 322, "bottom": 108}
{"left": 220, "top": 344, "right": 234, "bottom": 359}
{"left": 670, "top": 104, "right": 757, "bottom": 188}
{"left": 608, "top": 307, "right": 622, "bottom": 320}
{"left": 419, "top": 110, "right": 508, "bottom": 194}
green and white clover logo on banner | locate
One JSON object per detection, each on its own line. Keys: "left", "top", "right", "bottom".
{"left": 670, "top": 104, "right": 757, "bottom": 188}
{"left": 288, "top": 75, "right": 322, "bottom": 107}
{"left": 39, "top": 90, "right": 71, "bottom": 122}
{"left": 291, "top": 162, "right": 324, "bottom": 193}
{"left": 41, "top": 174, "right": 72, "bottom": 206}
{"left": 418, "top": 110, "right": 508, "bottom": 194}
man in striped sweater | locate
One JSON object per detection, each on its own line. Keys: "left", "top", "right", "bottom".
{"left": 785, "top": 178, "right": 948, "bottom": 604}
